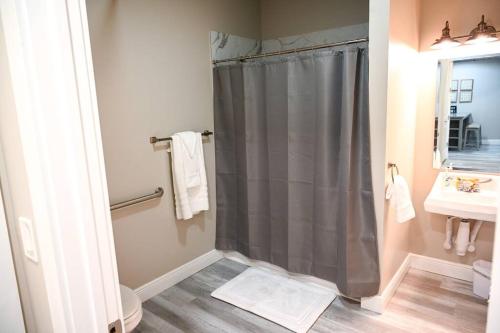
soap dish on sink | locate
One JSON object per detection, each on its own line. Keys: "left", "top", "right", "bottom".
{"left": 456, "top": 177, "right": 480, "bottom": 193}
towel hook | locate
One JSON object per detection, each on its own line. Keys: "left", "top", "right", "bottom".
{"left": 388, "top": 163, "right": 399, "bottom": 183}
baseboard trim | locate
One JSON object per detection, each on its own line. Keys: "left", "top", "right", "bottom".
{"left": 410, "top": 253, "right": 473, "bottom": 282}
{"left": 134, "top": 250, "right": 474, "bottom": 311}
{"left": 361, "top": 254, "right": 411, "bottom": 314}
{"left": 483, "top": 139, "right": 500, "bottom": 145}
{"left": 135, "top": 249, "right": 223, "bottom": 301}
{"left": 361, "top": 253, "right": 474, "bottom": 314}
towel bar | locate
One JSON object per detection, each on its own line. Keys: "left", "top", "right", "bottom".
{"left": 110, "top": 187, "right": 164, "bottom": 211}
{"left": 149, "top": 130, "right": 213, "bottom": 144}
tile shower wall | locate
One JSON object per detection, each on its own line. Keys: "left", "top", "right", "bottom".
{"left": 261, "top": 23, "right": 368, "bottom": 53}
{"left": 211, "top": 23, "right": 369, "bottom": 61}
{"left": 210, "top": 32, "right": 261, "bottom": 61}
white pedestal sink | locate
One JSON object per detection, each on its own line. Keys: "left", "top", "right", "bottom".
{"left": 425, "top": 172, "right": 498, "bottom": 256}
{"left": 424, "top": 172, "right": 498, "bottom": 223}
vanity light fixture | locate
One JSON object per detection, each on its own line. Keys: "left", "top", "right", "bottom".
{"left": 465, "top": 15, "right": 498, "bottom": 45}
{"left": 431, "top": 15, "right": 499, "bottom": 49}
{"left": 431, "top": 21, "right": 461, "bottom": 49}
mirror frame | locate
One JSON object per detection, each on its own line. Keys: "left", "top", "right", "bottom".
{"left": 421, "top": 44, "right": 500, "bottom": 174}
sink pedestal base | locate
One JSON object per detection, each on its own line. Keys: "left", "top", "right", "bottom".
{"left": 444, "top": 217, "right": 483, "bottom": 256}
{"left": 468, "top": 220, "right": 483, "bottom": 252}
{"left": 456, "top": 220, "right": 470, "bottom": 256}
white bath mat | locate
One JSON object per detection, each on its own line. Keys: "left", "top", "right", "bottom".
{"left": 211, "top": 267, "right": 336, "bottom": 333}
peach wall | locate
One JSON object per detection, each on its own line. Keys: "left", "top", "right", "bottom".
{"left": 411, "top": 50, "right": 500, "bottom": 265}
{"left": 411, "top": 0, "right": 500, "bottom": 265}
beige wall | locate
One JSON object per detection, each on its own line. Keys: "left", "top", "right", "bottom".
{"left": 378, "top": 0, "right": 420, "bottom": 290}
{"left": 86, "top": 0, "right": 261, "bottom": 288}
{"left": 0, "top": 20, "right": 53, "bottom": 332}
{"left": 260, "top": 0, "right": 368, "bottom": 39}
{"left": 409, "top": 0, "right": 500, "bottom": 265}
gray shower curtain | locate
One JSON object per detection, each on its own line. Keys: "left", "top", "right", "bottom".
{"left": 213, "top": 44, "right": 379, "bottom": 297}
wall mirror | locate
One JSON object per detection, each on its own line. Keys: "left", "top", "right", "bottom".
{"left": 434, "top": 54, "right": 500, "bottom": 173}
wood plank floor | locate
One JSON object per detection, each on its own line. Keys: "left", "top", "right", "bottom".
{"left": 133, "top": 259, "right": 488, "bottom": 333}
{"left": 447, "top": 144, "right": 500, "bottom": 172}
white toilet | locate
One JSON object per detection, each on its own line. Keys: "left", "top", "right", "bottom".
{"left": 120, "top": 284, "right": 143, "bottom": 332}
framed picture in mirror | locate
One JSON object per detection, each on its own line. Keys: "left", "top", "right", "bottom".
{"left": 450, "top": 91, "right": 458, "bottom": 103}
{"left": 460, "top": 79, "right": 474, "bottom": 90}
{"left": 459, "top": 90, "right": 473, "bottom": 103}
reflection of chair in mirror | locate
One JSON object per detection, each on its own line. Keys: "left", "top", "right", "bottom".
{"left": 444, "top": 113, "right": 471, "bottom": 151}
{"left": 464, "top": 123, "right": 482, "bottom": 150}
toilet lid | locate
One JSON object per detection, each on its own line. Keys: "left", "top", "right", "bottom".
{"left": 120, "top": 285, "right": 142, "bottom": 320}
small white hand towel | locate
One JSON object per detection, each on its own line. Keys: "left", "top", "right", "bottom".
{"left": 171, "top": 131, "right": 209, "bottom": 220}
{"left": 385, "top": 175, "right": 415, "bottom": 223}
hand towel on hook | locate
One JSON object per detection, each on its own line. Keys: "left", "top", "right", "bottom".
{"left": 386, "top": 174, "right": 416, "bottom": 223}
{"left": 171, "top": 131, "right": 209, "bottom": 220}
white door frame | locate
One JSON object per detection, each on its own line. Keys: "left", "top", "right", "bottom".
{"left": 487, "top": 194, "right": 500, "bottom": 332}
{"left": 0, "top": 0, "right": 123, "bottom": 332}
{"left": 436, "top": 59, "right": 452, "bottom": 163}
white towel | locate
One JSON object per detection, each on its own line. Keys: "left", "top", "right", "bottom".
{"left": 385, "top": 175, "right": 415, "bottom": 223}
{"left": 171, "top": 131, "right": 209, "bottom": 220}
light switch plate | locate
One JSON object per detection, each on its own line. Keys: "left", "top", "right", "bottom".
{"left": 18, "top": 217, "right": 38, "bottom": 263}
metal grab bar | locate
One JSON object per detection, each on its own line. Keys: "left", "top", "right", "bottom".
{"left": 110, "top": 187, "right": 164, "bottom": 211}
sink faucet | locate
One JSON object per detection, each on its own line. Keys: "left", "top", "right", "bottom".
{"left": 442, "top": 164, "right": 454, "bottom": 187}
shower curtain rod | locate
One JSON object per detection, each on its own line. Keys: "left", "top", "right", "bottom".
{"left": 212, "top": 37, "right": 368, "bottom": 64}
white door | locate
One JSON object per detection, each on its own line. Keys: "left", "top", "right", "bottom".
{"left": 0, "top": 0, "right": 123, "bottom": 331}
{"left": 0, "top": 188, "right": 25, "bottom": 332}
